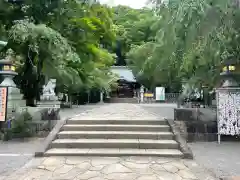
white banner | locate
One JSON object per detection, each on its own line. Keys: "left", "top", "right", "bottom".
{"left": 155, "top": 87, "right": 165, "bottom": 101}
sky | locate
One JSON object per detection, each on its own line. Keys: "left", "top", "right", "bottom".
{"left": 99, "top": 0, "right": 148, "bottom": 9}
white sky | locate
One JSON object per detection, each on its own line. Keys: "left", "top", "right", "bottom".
{"left": 99, "top": 0, "right": 148, "bottom": 9}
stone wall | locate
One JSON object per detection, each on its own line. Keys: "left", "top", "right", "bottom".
{"left": 174, "top": 108, "right": 218, "bottom": 142}
{"left": 27, "top": 107, "right": 60, "bottom": 137}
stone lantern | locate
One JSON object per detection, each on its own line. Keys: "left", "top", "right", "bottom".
{"left": 216, "top": 57, "right": 240, "bottom": 144}
{"left": 220, "top": 58, "right": 239, "bottom": 87}
{"left": 0, "top": 58, "right": 25, "bottom": 119}
{"left": 0, "top": 59, "right": 18, "bottom": 87}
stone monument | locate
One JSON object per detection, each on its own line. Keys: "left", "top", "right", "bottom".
{"left": 140, "top": 85, "right": 144, "bottom": 103}
{"left": 38, "top": 78, "right": 60, "bottom": 110}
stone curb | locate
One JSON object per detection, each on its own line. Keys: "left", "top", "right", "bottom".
{"left": 34, "top": 118, "right": 68, "bottom": 157}
{"left": 166, "top": 118, "right": 194, "bottom": 159}
{"left": 220, "top": 177, "right": 237, "bottom": 180}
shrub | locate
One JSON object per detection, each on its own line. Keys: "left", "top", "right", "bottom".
{"left": 11, "top": 111, "right": 33, "bottom": 138}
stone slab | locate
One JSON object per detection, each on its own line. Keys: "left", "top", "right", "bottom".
{"left": 44, "top": 148, "right": 183, "bottom": 157}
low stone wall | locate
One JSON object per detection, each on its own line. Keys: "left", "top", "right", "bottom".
{"left": 27, "top": 107, "right": 60, "bottom": 137}
{"left": 174, "top": 108, "right": 218, "bottom": 142}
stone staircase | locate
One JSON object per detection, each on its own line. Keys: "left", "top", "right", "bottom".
{"left": 44, "top": 104, "right": 183, "bottom": 157}
{"left": 108, "top": 97, "right": 139, "bottom": 103}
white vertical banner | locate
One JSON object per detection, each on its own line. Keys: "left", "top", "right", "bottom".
{"left": 155, "top": 87, "right": 165, "bottom": 101}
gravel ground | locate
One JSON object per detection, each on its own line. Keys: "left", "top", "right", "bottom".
{"left": 189, "top": 142, "right": 240, "bottom": 179}
{"left": 141, "top": 103, "right": 240, "bottom": 179}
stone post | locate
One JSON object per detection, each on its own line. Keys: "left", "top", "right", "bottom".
{"left": 140, "top": 86, "right": 144, "bottom": 103}
{"left": 100, "top": 91, "right": 104, "bottom": 103}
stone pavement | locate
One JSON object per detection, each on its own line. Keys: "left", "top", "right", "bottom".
{"left": 140, "top": 103, "right": 177, "bottom": 120}
{"left": 3, "top": 103, "right": 218, "bottom": 180}
{"left": 0, "top": 105, "right": 100, "bottom": 179}
{"left": 4, "top": 156, "right": 217, "bottom": 180}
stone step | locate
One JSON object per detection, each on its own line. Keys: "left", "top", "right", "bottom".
{"left": 67, "top": 119, "right": 167, "bottom": 125}
{"left": 57, "top": 131, "right": 173, "bottom": 140}
{"left": 108, "top": 98, "right": 139, "bottom": 103}
{"left": 62, "top": 124, "right": 170, "bottom": 132}
{"left": 44, "top": 148, "right": 183, "bottom": 158}
{"left": 50, "top": 139, "right": 179, "bottom": 149}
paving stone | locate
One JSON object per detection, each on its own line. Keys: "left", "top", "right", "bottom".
{"left": 52, "top": 167, "right": 82, "bottom": 180}
{"left": 157, "top": 171, "right": 182, "bottom": 180}
{"left": 89, "top": 164, "right": 105, "bottom": 171}
{"left": 171, "top": 161, "right": 188, "bottom": 170}
{"left": 150, "top": 164, "right": 165, "bottom": 172}
{"left": 102, "top": 163, "right": 133, "bottom": 174}
{"left": 37, "top": 165, "right": 57, "bottom": 172}
{"left": 137, "top": 175, "right": 159, "bottom": 180}
{"left": 88, "top": 177, "right": 105, "bottom": 180}
{"left": 121, "top": 161, "right": 151, "bottom": 171}
{"left": 65, "top": 157, "right": 90, "bottom": 165}
{"left": 155, "top": 158, "right": 173, "bottom": 164}
{"left": 182, "top": 160, "right": 200, "bottom": 169}
{"left": 163, "top": 163, "right": 179, "bottom": 173}
{"left": 104, "top": 172, "right": 139, "bottom": 180}
{"left": 91, "top": 157, "right": 120, "bottom": 166}
{"left": 125, "top": 156, "right": 154, "bottom": 164}
{"left": 178, "top": 169, "right": 198, "bottom": 179}
{"left": 24, "top": 169, "right": 52, "bottom": 180}
{"left": 42, "top": 157, "right": 65, "bottom": 167}
{"left": 52, "top": 164, "right": 74, "bottom": 175}
{"left": 75, "top": 170, "right": 102, "bottom": 180}
{"left": 76, "top": 162, "right": 91, "bottom": 172}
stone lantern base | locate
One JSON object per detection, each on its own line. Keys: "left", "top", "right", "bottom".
{"left": 6, "top": 87, "right": 26, "bottom": 118}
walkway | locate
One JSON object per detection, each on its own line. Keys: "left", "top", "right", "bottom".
{"left": 0, "top": 105, "right": 100, "bottom": 179}
{"left": 3, "top": 103, "right": 217, "bottom": 180}
{"left": 5, "top": 156, "right": 217, "bottom": 180}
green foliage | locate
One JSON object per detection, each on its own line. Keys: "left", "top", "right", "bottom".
{"left": 1, "top": 111, "right": 33, "bottom": 141}
{"left": 126, "top": 0, "right": 240, "bottom": 92}
{"left": 11, "top": 111, "right": 33, "bottom": 138}
{"left": 112, "top": 6, "right": 157, "bottom": 60}
{"left": 0, "top": 0, "right": 118, "bottom": 103}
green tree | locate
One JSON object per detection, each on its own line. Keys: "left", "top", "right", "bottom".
{"left": 127, "top": 0, "right": 239, "bottom": 93}
{"left": 112, "top": 5, "right": 157, "bottom": 65}
{"left": 0, "top": 0, "right": 117, "bottom": 105}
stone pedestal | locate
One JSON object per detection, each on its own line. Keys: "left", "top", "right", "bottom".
{"left": 37, "top": 100, "right": 61, "bottom": 130}
{"left": 37, "top": 100, "right": 61, "bottom": 109}
{"left": 37, "top": 79, "right": 61, "bottom": 129}
{"left": 6, "top": 87, "right": 26, "bottom": 118}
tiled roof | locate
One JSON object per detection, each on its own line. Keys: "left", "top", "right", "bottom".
{"left": 111, "top": 66, "right": 136, "bottom": 82}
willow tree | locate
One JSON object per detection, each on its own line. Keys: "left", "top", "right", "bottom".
{"left": 128, "top": 0, "right": 239, "bottom": 92}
